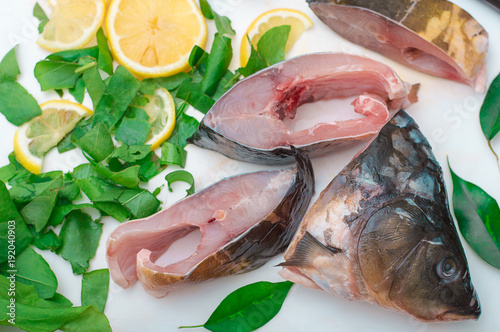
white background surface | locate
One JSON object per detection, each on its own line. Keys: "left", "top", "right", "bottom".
{"left": 1, "top": 0, "right": 500, "bottom": 331}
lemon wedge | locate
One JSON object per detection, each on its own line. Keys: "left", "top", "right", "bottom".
{"left": 14, "top": 100, "right": 93, "bottom": 174}
{"left": 240, "top": 8, "right": 313, "bottom": 67}
{"left": 37, "top": 0, "right": 105, "bottom": 52}
{"left": 141, "top": 87, "right": 176, "bottom": 150}
{"left": 106, "top": 0, "right": 207, "bottom": 78}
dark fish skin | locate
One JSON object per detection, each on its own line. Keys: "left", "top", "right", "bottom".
{"left": 280, "top": 110, "right": 480, "bottom": 321}
{"left": 307, "top": 0, "right": 488, "bottom": 92}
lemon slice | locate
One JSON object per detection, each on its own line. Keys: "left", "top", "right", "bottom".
{"left": 141, "top": 87, "right": 176, "bottom": 150}
{"left": 240, "top": 8, "right": 314, "bottom": 67}
{"left": 106, "top": 0, "right": 207, "bottom": 79}
{"left": 37, "top": 0, "right": 105, "bottom": 52}
{"left": 14, "top": 100, "right": 93, "bottom": 174}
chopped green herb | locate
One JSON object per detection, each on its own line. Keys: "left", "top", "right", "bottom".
{"left": 33, "top": 3, "right": 49, "bottom": 33}
{"left": 20, "top": 190, "right": 57, "bottom": 232}
{"left": 115, "top": 117, "right": 152, "bottom": 146}
{"left": 31, "top": 229, "right": 62, "bottom": 252}
{"left": 74, "top": 122, "right": 115, "bottom": 162}
{"left": 200, "top": 34, "right": 233, "bottom": 97}
{"left": 257, "top": 25, "right": 291, "bottom": 66}
{"left": 81, "top": 269, "right": 110, "bottom": 313}
{"left": 0, "top": 80, "right": 42, "bottom": 126}
{"left": 0, "top": 46, "right": 20, "bottom": 81}
{"left": 176, "top": 80, "right": 215, "bottom": 114}
{"left": 34, "top": 60, "right": 81, "bottom": 91}
{"left": 161, "top": 142, "right": 187, "bottom": 167}
{"left": 96, "top": 28, "right": 113, "bottom": 75}
{"left": 68, "top": 77, "right": 85, "bottom": 104}
{"left": 57, "top": 211, "right": 103, "bottom": 275}
{"left": 165, "top": 170, "right": 195, "bottom": 196}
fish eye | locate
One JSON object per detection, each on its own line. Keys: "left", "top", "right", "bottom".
{"left": 437, "top": 257, "right": 458, "bottom": 279}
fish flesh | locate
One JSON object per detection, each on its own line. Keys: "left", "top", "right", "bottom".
{"left": 106, "top": 148, "right": 314, "bottom": 297}
{"left": 279, "top": 110, "right": 480, "bottom": 321}
{"left": 307, "top": 0, "right": 488, "bottom": 92}
{"left": 189, "top": 53, "right": 419, "bottom": 165}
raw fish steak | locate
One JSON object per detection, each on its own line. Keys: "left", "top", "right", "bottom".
{"left": 307, "top": 0, "right": 488, "bottom": 92}
{"left": 107, "top": 149, "right": 314, "bottom": 297}
{"left": 279, "top": 110, "right": 480, "bottom": 321}
{"left": 189, "top": 53, "right": 418, "bottom": 165}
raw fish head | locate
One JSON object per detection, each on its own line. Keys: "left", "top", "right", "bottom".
{"left": 358, "top": 199, "right": 480, "bottom": 321}
{"left": 280, "top": 110, "right": 480, "bottom": 322}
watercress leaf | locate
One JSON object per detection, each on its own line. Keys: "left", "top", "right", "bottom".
{"left": 0, "top": 275, "right": 112, "bottom": 332}
{"left": 69, "top": 76, "right": 85, "bottom": 104}
{"left": 33, "top": 3, "right": 49, "bottom": 33}
{"left": 0, "top": 80, "right": 42, "bottom": 125}
{"left": 176, "top": 80, "right": 215, "bottom": 114}
{"left": 0, "top": 246, "right": 57, "bottom": 299}
{"left": 58, "top": 174, "right": 82, "bottom": 202}
{"left": 47, "top": 203, "right": 96, "bottom": 227}
{"left": 130, "top": 151, "right": 165, "bottom": 182}
{"left": 213, "top": 12, "right": 235, "bottom": 37}
{"left": 32, "top": 229, "right": 62, "bottom": 252}
{"left": 57, "top": 131, "right": 77, "bottom": 153}
{"left": 449, "top": 164, "right": 500, "bottom": 269}
{"left": 9, "top": 172, "right": 63, "bottom": 204}
{"left": 0, "top": 163, "right": 16, "bottom": 182}
{"left": 74, "top": 122, "right": 115, "bottom": 162}
{"left": 258, "top": 25, "right": 290, "bottom": 66}
{"left": 20, "top": 190, "right": 58, "bottom": 232}
{"left": 139, "top": 78, "right": 158, "bottom": 95}
{"left": 0, "top": 46, "right": 20, "bottom": 81}
{"left": 199, "top": 0, "right": 214, "bottom": 19}
{"left": 165, "top": 170, "right": 195, "bottom": 196}
{"left": 181, "top": 281, "right": 293, "bottom": 332}
{"left": 92, "top": 65, "right": 141, "bottom": 130}
{"left": 161, "top": 142, "right": 187, "bottom": 167}
{"left": 168, "top": 111, "right": 199, "bottom": 148}
{"left": 200, "top": 34, "right": 233, "bottom": 97}
{"left": 96, "top": 28, "right": 113, "bottom": 75}
{"left": 46, "top": 46, "right": 99, "bottom": 63}
{"left": 58, "top": 211, "right": 103, "bottom": 275}
{"left": 115, "top": 117, "right": 152, "bottom": 146}
{"left": 480, "top": 72, "right": 500, "bottom": 141}
{"left": 34, "top": 60, "right": 81, "bottom": 91}
{"left": 156, "top": 72, "right": 192, "bottom": 91}
{"left": 125, "top": 106, "right": 150, "bottom": 121}
{"left": 81, "top": 269, "right": 109, "bottom": 313}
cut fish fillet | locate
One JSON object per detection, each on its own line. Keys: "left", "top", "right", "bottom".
{"left": 189, "top": 52, "right": 419, "bottom": 165}
{"left": 106, "top": 149, "right": 314, "bottom": 297}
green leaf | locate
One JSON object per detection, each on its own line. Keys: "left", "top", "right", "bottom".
{"left": 9, "top": 171, "right": 63, "bottom": 204}
{"left": 92, "top": 65, "right": 141, "bottom": 130}
{"left": 69, "top": 77, "right": 86, "bottom": 104}
{"left": 58, "top": 211, "right": 103, "bottom": 275}
{"left": 449, "top": 164, "right": 500, "bottom": 269}
{"left": 176, "top": 80, "right": 215, "bottom": 114}
{"left": 46, "top": 47, "right": 99, "bottom": 63}
{"left": 0, "top": 80, "right": 42, "bottom": 125}
{"left": 237, "top": 40, "right": 267, "bottom": 78}
{"left": 74, "top": 122, "right": 115, "bottom": 162}
{"left": 82, "top": 66, "right": 106, "bottom": 107}
{"left": 189, "top": 46, "right": 209, "bottom": 70}
{"left": 161, "top": 142, "right": 187, "bottom": 167}
{"left": 32, "top": 229, "right": 62, "bottom": 252}
{"left": 0, "top": 246, "right": 58, "bottom": 299}
{"left": 93, "top": 163, "right": 140, "bottom": 189}
{"left": 480, "top": 73, "right": 500, "bottom": 140}
{"left": 129, "top": 151, "right": 165, "bottom": 182}
{"left": 46, "top": 292, "right": 73, "bottom": 307}
{"left": 156, "top": 72, "right": 192, "bottom": 91}
{"left": 93, "top": 188, "right": 160, "bottom": 219}
{"left": 199, "top": 0, "right": 214, "bottom": 19}
{"left": 34, "top": 60, "right": 81, "bottom": 91}
{"left": 257, "top": 25, "right": 290, "bottom": 66}
{"left": 0, "top": 46, "right": 20, "bottom": 81}
{"left": 96, "top": 28, "right": 113, "bottom": 75}
{"left": 0, "top": 182, "right": 33, "bottom": 264}
{"left": 0, "top": 275, "right": 111, "bottom": 332}
{"left": 165, "top": 170, "right": 195, "bottom": 196}
{"left": 33, "top": 3, "right": 49, "bottom": 33}
{"left": 115, "top": 117, "right": 152, "bottom": 146}
{"left": 20, "top": 190, "right": 58, "bottom": 232}
{"left": 0, "top": 163, "right": 16, "bottom": 183}
{"left": 200, "top": 34, "right": 233, "bottom": 97}
{"left": 81, "top": 269, "right": 109, "bottom": 313}
{"left": 180, "top": 281, "right": 293, "bottom": 332}
{"left": 111, "top": 144, "right": 151, "bottom": 162}
{"left": 167, "top": 112, "right": 199, "bottom": 148}
{"left": 213, "top": 69, "right": 240, "bottom": 100}
{"left": 47, "top": 203, "right": 96, "bottom": 227}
